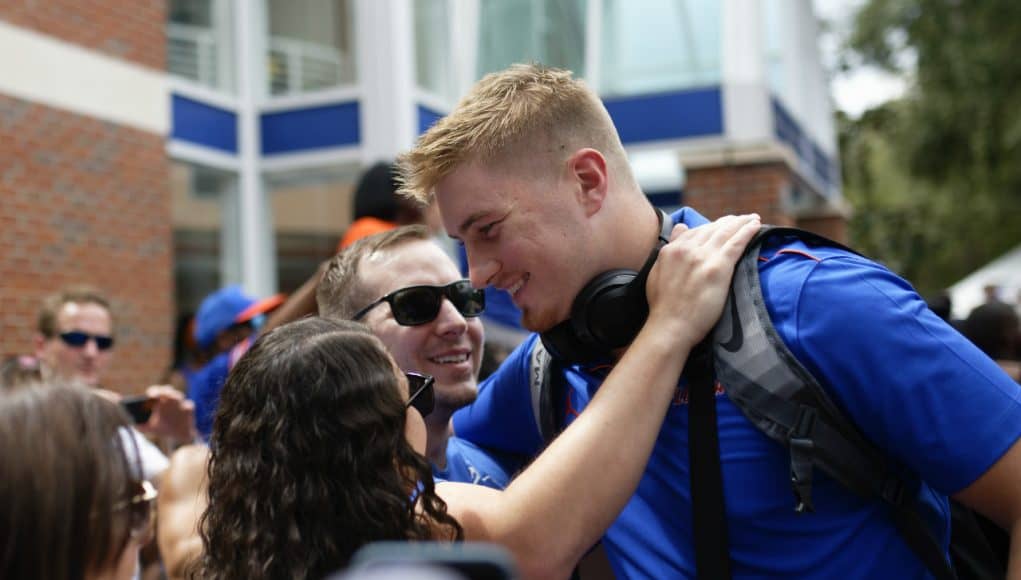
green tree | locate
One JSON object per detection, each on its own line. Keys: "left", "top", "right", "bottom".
{"left": 839, "top": 0, "right": 1021, "bottom": 294}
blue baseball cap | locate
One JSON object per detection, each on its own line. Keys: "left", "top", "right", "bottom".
{"left": 193, "top": 286, "right": 257, "bottom": 350}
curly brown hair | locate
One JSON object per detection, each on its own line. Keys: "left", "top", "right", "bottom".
{"left": 198, "top": 317, "right": 462, "bottom": 579}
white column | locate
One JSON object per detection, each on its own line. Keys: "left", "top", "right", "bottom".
{"left": 720, "top": 0, "right": 771, "bottom": 144}
{"left": 450, "top": 0, "right": 480, "bottom": 98}
{"left": 356, "top": 0, "right": 418, "bottom": 163}
{"left": 584, "top": 0, "right": 603, "bottom": 90}
{"left": 234, "top": 0, "right": 277, "bottom": 297}
{"left": 781, "top": 0, "right": 806, "bottom": 127}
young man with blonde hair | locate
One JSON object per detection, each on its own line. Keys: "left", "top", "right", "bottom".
{"left": 398, "top": 63, "right": 1021, "bottom": 578}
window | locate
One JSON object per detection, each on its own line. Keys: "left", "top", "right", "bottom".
{"left": 266, "top": 0, "right": 356, "bottom": 96}
{"left": 764, "top": 0, "right": 787, "bottom": 104}
{"left": 415, "top": 0, "right": 455, "bottom": 100}
{"left": 600, "top": 0, "right": 721, "bottom": 96}
{"left": 167, "top": 0, "right": 235, "bottom": 93}
{"left": 477, "top": 0, "right": 586, "bottom": 77}
{"left": 265, "top": 166, "right": 359, "bottom": 292}
{"left": 170, "top": 162, "right": 240, "bottom": 314}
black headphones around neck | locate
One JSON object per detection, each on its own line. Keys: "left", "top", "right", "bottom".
{"left": 540, "top": 208, "right": 674, "bottom": 364}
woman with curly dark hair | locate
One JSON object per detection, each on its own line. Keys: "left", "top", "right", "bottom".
{"left": 200, "top": 317, "right": 461, "bottom": 580}
{"left": 199, "top": 215, "right": 757, "bottom": 579}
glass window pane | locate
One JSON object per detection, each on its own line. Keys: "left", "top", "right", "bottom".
{"left": 171, "top": 162, "right": 240, "bottom": 314}
{"left": 167, "top": 0, "right": 235, "bottom": 93}
{"left": 600, "top": 0, "right": 721, "bottom": 97}
{"left": 477, "top": 0, "right": 586, "bottom": 77}
{"left": 764, "top": 0, "right": 786, "bottom": 103}
{"left": 266, "top": 166, "right": 358, "bottom": 292}
{"left": 266, "top": 0, "right": 356, "bottom": 96}
{"left": 415, "top": 0, "right": 455, "bottom": 100}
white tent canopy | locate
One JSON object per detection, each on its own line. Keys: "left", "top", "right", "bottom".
{"left": 948, "top": 244, "right": 1021, "bottom": 320}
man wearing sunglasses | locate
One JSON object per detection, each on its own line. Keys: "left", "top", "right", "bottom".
{"left": 317, "top": 225, "right": 522, "bottom": 489}
{"left": 34, "top": 286, "right": 197, "bottom": 473}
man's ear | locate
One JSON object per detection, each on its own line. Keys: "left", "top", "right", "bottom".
{"left": 568, "top": 148, "right": 608, "bottom": 217}
{"left": 33, "top": 333, "right": 47, "bottom": 359}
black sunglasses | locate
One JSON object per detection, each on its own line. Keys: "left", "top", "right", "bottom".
{"left": 59, "top": 331, "right": 115, "bottom": 351}
{"left": 353, "top": 280, "right": 485, "bottom": 326}
{"left": 114, "top": 480, "right": 158, "bottom": 539}
{"left": 405, "top": 371, "right": 435, "bottom": 417}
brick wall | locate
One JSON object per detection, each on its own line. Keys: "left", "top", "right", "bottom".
{"left": 684, "top": 162, "right": 796, "bottom": 226}
{"left": 796, "top": 214, "right": 848, "bottom": 244}
{"left": 0, "top": 3, "right": 171, "bottom": 393}
{"left": 0, "top": 95, "right": 173, "bottom": 394}
{"left": 0, "top": 1, "right": 166, "bottom": 70}
{"left": 684, "top": 160, "right": 849, "bottom": 244}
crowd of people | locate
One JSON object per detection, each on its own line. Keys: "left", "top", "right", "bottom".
{"left": 3, "top": 63, "right": 1021, "bottom": 580}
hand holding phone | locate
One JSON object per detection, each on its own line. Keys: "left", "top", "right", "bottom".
{"left": 120, "top": 395, "right": 155, "bottom": 424}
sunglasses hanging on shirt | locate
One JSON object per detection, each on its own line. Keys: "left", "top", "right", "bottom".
{"left": 404, "top": 371, "right": 435, "bottom": 417}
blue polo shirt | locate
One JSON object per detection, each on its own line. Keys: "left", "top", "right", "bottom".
{"left": 434, "top": 436, "right": 522, "bottom": 490}
{"left": 453, "top": 207, "right": 1021, "bottom": 578}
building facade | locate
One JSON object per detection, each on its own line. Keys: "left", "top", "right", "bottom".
{"left": 0, "top": 0, "right": 843, "bottom": 389}
{"left": 0, "top": 2, "right": 172, "bottom": 392}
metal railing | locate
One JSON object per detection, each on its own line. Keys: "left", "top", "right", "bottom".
{"left": 167, "top": 23, "right": 349, "bottom": 95}
{"left": 167, "top": 23, "right": 219, "bottom": 88}
{"left": 268, "top": 36, "right": 348, "bottom": 95}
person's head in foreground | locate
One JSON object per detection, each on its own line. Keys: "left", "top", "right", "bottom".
{"left": 0, "top": 383, "right": 156, "bottom": 580}
{"left": 199, "top": 317, "right": 462, "bottom": 579}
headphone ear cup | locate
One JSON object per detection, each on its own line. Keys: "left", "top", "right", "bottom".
{"left": 541, "top": 209, "right": 674, "bottom": 364}
{"left": 571, "top": 269, "right": 641, "bottom": 349}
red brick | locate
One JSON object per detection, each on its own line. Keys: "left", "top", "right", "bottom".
{"left": 0, "top": 93, "right": 172, "bottom": 393}
{"left": 0, "top": 1, "right": 166, "bottom": 71}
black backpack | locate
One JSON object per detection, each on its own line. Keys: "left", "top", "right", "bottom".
{"left": 528, "top": 227, "right": 1005, "bottom": 580}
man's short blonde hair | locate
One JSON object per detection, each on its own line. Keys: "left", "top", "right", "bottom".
{"left": 37, "top": 285, "right": 113, "bottom": 338}
{"left": 316, "top": 225, "right": 433, "bottom": 320}
{"left": 397, "top": 63, "right": 631, "bottom": 202}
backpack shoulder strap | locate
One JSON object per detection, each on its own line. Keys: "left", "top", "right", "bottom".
{"left": 529, "top": 339, "right": 564, "bottom": 445}
{"left": 714, "top": 226, "right": 956, "bottom": 580}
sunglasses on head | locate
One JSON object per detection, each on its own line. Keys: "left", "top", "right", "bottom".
{"left": 405, "top": 371, "right": 435, "bottom": 417}
{"left": 59, "top": 331, "right": 114, "bottom": 351}
{"left": 353, "top": 280, "right": 485, "bottom": 326}
{"left": 115, "top": 480, "right": 157, "bottom": 539}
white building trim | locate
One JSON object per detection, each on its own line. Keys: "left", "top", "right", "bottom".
{"left": 167, "top": 140, "right": 241, "bottom": 172}
{"left": 0, "top": 20, "right": 168, "bottom": 134}
{"left": 720, "top": 0, "right": 771, "bottom": 145}
{"left": 355, "top": 0, "right": 418, "bottom": 163}
{"left": 169, "top": 77, "right": 240, "bottom": 110}
{"left": 259, "top": 86, "right": 361, "bottom": 113}
{"left": 260, "top": 146, "right": 362, "bottom": 172}
{"left": 235, "top": 0, "right": 278, "bottom": 297}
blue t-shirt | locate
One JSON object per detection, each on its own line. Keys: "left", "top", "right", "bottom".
{"left": 434, "top": 436, "right": 522, "bottom": 490}
{"left": 452, "top": 207, "right": 1021, "bottom": 579}
{"left": 187, "top": 351, "right": 230, "bottom": 441}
